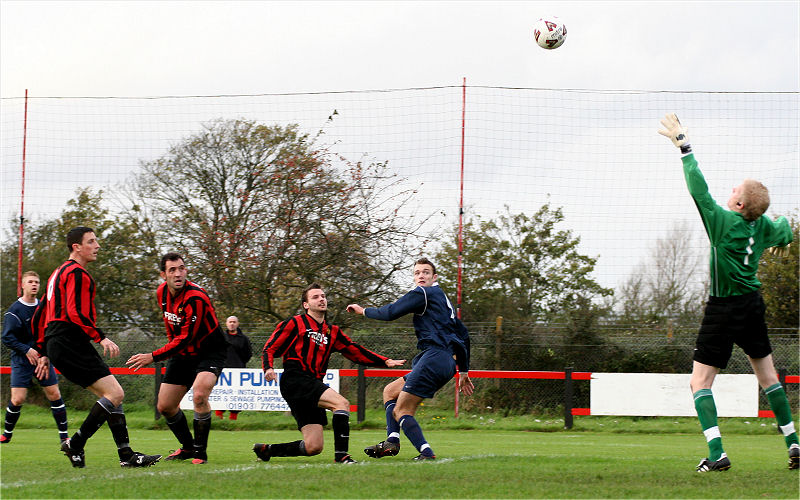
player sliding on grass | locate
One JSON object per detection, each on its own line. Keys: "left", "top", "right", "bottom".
{"left": 347, "top": 257, "right": 474, "bottom": 460}
{"left": 659, "top": 113, "right": 798, "bottom": 472}
{"left": 255, "top": 283, "right": 404, "bottom": 464}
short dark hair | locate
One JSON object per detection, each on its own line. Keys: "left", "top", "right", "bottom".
{"left": 301, "top": 283, "right": 324, "bottom": 311}
{"left": 66, "top": 226, "right": 94, "bottom": 253}
{"left": 160, "top": 252, "right": 184, "bottom": 272}
{"left": 414, "top": 257, "right": 436, "bottom": 275}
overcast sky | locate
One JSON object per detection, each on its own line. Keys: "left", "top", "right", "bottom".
{"left": 1, "top": 1, "right": 798, "bottom": 293}
{"left": 2, "top": 1, "right": 798, "bottom": 97}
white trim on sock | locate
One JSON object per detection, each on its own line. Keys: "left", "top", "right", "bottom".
{"left": 780, "top": 422, "right": 796, "bottom": 437}
{"left": 420, "top": 443, "right": 430, "bottom": 452}
{"left": 703, "top": 426, "right": 721, "bottom": 442}
{"left": 388, "top": 432, "right": 400, "bottom": 440}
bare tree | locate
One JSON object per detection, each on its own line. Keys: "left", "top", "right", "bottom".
{"left": 618, "top": 220, "right": 707, "bottom": 327}
{"left": 123, "top": 118, "right": 428, "bottom": 325}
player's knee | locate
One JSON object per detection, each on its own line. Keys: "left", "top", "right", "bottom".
{"left": 382, "top": 383, "right": 401, "bottom": 401}
{"left": 304, "top": 440, "right": 323, "bottom": 455}
{"left": 10, "top": 394, "right": 26, "bottom": 406}
{"left": 192, "top": 392, "right": 210, "bottom": 406}
{"left": 106, "top": 387, "right": 125, "bottom": 406}
{"left": 43, "top": 386, "right": 61, "bottom": 400}
{"left": 335, "top": 397, "right": 350, "bottom": 411}
{"left": 157, "top": 402, "right": 178, "bottom": 416}
{"left": 393, "top": 407, "right": 413, "bottom": 422}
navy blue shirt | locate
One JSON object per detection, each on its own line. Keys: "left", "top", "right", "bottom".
{"left": 2, "top": 298, "right": 39, "bottom": 359}
{"left": 364, "top": 284, "right": 470, "bottom": 371}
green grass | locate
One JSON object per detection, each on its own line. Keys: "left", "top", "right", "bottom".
{"left": 1, "top": 406, "right": 798, "bottom": 499}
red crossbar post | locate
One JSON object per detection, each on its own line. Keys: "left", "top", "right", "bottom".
{"left": 454, "top": 77, "right": 467, "bottom": 419}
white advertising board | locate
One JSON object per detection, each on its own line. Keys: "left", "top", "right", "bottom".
{"left": 178, "top": 368, "right": 340, "bottom": 412}
{"left": 590, "top": 373, "right": 759, "bottom": 417}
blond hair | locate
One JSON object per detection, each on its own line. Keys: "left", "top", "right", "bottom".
{"left": 739, "top": 179, "right": 770, "bottom": 221}
{"left": 22, "top": 270, "right": 39, "bottom": 280}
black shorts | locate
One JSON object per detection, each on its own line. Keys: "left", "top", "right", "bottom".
{"left": 162, "top": 351, "right": 225, "bottom": 388}
{"left": 279, "top": 370, "right": 329, "bottom": 430}
{"left": 45, "top": 323, "right": 111, "bottom": 388}
{"left": 694, "top": 291, "right": 772, "bottom": 369}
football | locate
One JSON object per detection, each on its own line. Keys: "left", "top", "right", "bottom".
{"left": 533, "top": 17, "right": 567, "bottom": 50}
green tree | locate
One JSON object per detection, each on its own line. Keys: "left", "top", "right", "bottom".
{"left": 759, "top": 214, "right": 799, "bottom": 335}
{"left": 433, "top": 204, "right": 611, "bottom": 411}
{"left": 435, "top": 203, "right": 612, "bottom": 323}
{"left": 126, "top": 118, "right": 426, "bottom": 325}
{"left": 616, "top": 221, "right": 707, "bottom": 329}
{"left": 1, "top": 188, "right": 161, "bottom": 327}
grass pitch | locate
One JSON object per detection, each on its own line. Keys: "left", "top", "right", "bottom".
{"left": 1, "top": 409, "right": 798, "bottom": 498}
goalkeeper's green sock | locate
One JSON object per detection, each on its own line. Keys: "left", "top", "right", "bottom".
{"left": 694, "top": 389, "right": 724, "bottom": 461}
{"left": 764, "top": 383, "right": 799, "bottom": 447}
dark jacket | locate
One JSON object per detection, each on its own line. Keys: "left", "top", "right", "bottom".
{"left": 224, "top": 328, "right": 252, "bottom": 368}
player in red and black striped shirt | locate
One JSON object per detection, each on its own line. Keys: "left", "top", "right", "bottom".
{"left": 253, "top": 283, "right": 404, "bottom": 464}
{"left": 34, "top": 226, "right": 160, "bottom": 468}
{"left": 127, "top": 252, "right": 227, "bottom": 464}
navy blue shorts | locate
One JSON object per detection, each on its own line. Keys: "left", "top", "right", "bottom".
{"left": 10, "top": 355, "right": 59, "bottom": 388}
{"left": 402, "top": 348, "right": 456, "bottom": 399}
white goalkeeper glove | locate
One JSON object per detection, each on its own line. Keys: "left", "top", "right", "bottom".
{"left": 658, "top": 113, "right": 693, "bottom": 155}
{"left": 767, "top": 244, "right": 791, "bottom": 258}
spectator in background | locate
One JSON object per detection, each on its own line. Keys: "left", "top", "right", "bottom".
{"left": 215, "top": 315, "right": 252, "bottom": 420}
{"left": 1, "top": 271, "right": 68, "bottom": 445}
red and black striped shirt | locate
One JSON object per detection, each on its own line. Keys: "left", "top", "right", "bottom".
{"left": 153, "top": 280, "right": 225, "bottom": 361}
{"left": 34, "top": 259, "right": 104, "bottom": 351}
{"left": 262, "top": 314, "right": 388, "bottom": 380}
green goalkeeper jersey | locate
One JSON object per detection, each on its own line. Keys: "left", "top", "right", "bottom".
{"left": 682, "top": 154, "right": 793, "bottom": 297}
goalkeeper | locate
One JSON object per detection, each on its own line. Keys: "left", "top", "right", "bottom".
{"left": 658, "top": 113, "right": 798, "bottom": 472}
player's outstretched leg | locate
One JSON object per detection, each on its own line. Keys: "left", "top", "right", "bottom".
{"left": 253, "top": 443, "right": 272, "bottom": 462}
{"left": 254, "top": 440, "right": 307, "bottom": 461}
{"left": 60, "top": 397, "right": 116, "bottom": 467}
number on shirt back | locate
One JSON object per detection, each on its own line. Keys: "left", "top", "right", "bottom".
{"left": 744, "top": 237, "right": 754, "bottom": 265}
